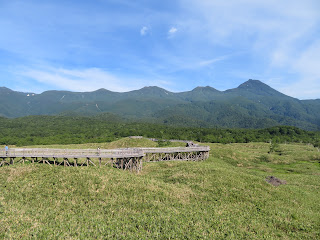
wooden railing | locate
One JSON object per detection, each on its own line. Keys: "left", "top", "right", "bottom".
{"left": 0, "top": 146, "right": 210, "bottom": 159}
{"left": 141, "top": 146, "right": 210, "bottom": 153}
{"left": 0, "top": 148, "right": 144, "bottom": 158}
{"left": 0, "top": 146, "right": 210, "bottom": 170}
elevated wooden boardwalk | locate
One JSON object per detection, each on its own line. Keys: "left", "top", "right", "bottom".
{"left": 142, "top": 146, "right": 210, "bottom": 162}
{"left": 0, "top": 148, "right": 143, "bottom": 159}
{"left": 0, "top": 146, "right": 210, "bottom": 172}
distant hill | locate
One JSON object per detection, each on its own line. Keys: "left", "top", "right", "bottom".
{"left": 1, "top": 80, "right": 320, "bottom": 130}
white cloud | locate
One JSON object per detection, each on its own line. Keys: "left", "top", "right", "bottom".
{"left": 168, "top": 27, "right": 177, "bottom": 34}
{"left": 140, "top": 26, "right": 148, "bottom": 36}
{"left": 198, "top": 55, "right": 229, "bottom": 67}
{"left": 17, "top": 66, "right": 175, "bottom": 93}
{"left": 178, "top": 0, "right": 320, "bottom": 99}
{"left": 2, "top": 0, "right": 320, "bottom": 99}
{"left": 295, "top": 41, "right": 320, "bottom": 78}
{"left": 182, "top": 0, "right": 319, "bottom": 48}
{"left": 168, "top": 27, "right": 178, "bottom": 37}
{"left": 21, "top": 67, "right": 130, "bottom": 92}
{"left": 175, "top": 55, "right": 229, "bottom": 71}
{"left": 279, "top": 41, "right": 320, "bottom": 99}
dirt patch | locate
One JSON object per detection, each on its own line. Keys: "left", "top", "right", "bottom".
{"left": 266, "top": 176, "right": 287, "bottom": 186}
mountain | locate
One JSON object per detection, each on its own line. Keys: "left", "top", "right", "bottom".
{"left": 177, "top": 86, "right": 222, "bottom": 102}
{"left": 227, "top": 79, "right": 288, "bottom": 98}
{"left": 1, "top": 80, "right": 320, "bottom": 130}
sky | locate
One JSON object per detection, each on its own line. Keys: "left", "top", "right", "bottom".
{"left": 0, "top": 0, "right": 319, "bottom": 99}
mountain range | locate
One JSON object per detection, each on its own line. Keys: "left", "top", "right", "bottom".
{"left": 1, "top": 79, "right": 320, "bottom": 130}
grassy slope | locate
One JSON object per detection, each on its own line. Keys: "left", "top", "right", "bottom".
{"left": 20, "top": 137, "right": 185, "bottom": 149}
{"left": 0, "top": 141, "right": 319, "bottom": 239}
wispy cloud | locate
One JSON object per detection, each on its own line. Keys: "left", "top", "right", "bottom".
{"left": 279, "top": 40, "right": 320, "bottom": 99}
{"left": 20, "top": 67, "right": 133, "bottom": 92}
{"left": 16, "top": 66, "right": 175, "bottom": 93}
{"left": 20, "top": 67, "right": 130, "bottom": 92}
{"left": 178, "top": 0, "right": 320, "bottom": 98}
{"left": 1, "top": 0, "right": 320, "bottom": 99}
{"left": 168, "top": 27, "right": 178, "bottom": 37}
{"left": 168, "top": 27, "right": 177, "bottom": 34}
{"left": 198, "top": 56, "right": 229, "bottom": 67}
{"left": 140, "top": 26, "right": 149, "bottom": 36}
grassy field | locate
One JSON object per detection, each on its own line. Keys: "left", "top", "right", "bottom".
{"left": 19, "top": 137, "right": 186, "bottom": 149}
{"left": 1, "top": 140, "right": 319, "bottom": 239}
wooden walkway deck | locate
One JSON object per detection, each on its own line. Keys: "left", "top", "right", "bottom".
{"left": 0, "top": 148, "right": 144, "bottom": 158}
{"left": 142, "top": 146, "right": 210, "bottom": 162}
{"left": 0, "top": 146, "right": 210, "bottom": 172}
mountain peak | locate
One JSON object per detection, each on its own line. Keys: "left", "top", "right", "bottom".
{"left": 0, "top": 87, "right": 35, "bottom": 96}
{"left": 137, "top": 86, "right": 172, "bottom": 94}
{"left": 0, "top": 86, "right": 12, "bottom": 90}
{"left": 128, "top": 86, "right": 173, "bottom": 98}
{"left": 235, "top": 79, "right": 288, "bottom": 98}
{"left": 237, "top": 79, "right": 269, "bottom": 89}
{"left": 93, "top": 88, "right": 113, "bottom": 93}
{"left": 94, "top": 88, "right": 107, "bottom": 91}
{"left": 140, "top": 86, "right": 166, "bottom": 91}
{"left": 192, "top": 86, "right": 219, "bottom": 92}
{"left": 0, "top": 87, "right": 13, "bottom": 93}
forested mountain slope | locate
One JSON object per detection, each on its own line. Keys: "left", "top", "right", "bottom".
{"left": 1, "top": 80, "right": 320, "bottom": 130}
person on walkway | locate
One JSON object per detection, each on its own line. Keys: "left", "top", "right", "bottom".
{"left": 5, "top": 145, "right": 8, "bottom": 156}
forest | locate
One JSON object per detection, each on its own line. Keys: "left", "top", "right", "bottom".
{"left": 0, "top": 115, "right": 319, "bottom": 147}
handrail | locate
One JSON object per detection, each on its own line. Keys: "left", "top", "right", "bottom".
{"left": 0, "top": 148, "right": 144, "bottom": 158}
{"left": 141, "top": 146, "right": 210, "bottom": 153}
{"left": 0, "top": 146, "right": 210, "bottom": 158}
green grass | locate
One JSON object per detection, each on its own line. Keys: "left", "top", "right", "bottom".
{"left": 1, "top": 141, "right": 319, "bottom": 239}
{"left": 17, "top": 137, "right": 186, "bottom": 149}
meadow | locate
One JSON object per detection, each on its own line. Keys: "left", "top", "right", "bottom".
{"left": 1, "top": 139, "right": 319, "bottom": 239}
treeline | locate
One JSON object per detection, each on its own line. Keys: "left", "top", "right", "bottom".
{"left": 0, "top": 115, "right": 319, "bottom": 147}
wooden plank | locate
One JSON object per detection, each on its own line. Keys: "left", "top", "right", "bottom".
{"left": 0, "top": 146, "right": 210, "bottom": 171}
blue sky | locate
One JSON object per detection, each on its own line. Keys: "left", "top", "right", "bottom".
{"left": 0, "top": 0, "right": 319, "bottom": 99}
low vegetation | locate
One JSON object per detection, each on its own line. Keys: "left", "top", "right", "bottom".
{"left": 0, "top": 115, "right": 319, "bottom": 147}
{"left": 1, "top": 139, "right": 319, "bottom": 239}
{"left": 24, "top": 137, "right": 185, "bottom": 149}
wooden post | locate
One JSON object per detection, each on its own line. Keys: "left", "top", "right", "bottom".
{"left": 65, "top": 158, "right": 70, "bottom": 167}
